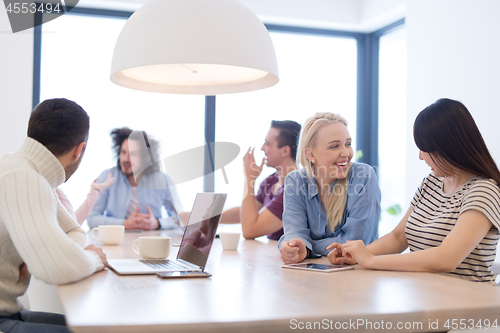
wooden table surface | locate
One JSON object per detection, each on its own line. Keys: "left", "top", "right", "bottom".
{"left": 58, "top": 229, "right": 500, "bottom": 333}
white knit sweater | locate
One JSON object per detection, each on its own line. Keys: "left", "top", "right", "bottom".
{"left": 0, "top": 138, "right": 104, "bottom": 316}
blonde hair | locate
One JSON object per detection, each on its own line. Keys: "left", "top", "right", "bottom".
{"left": 297, "top": 112, "right": 352, "bottom": 231}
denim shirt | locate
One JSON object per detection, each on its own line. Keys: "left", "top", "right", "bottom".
{"left": 278, "top": 163, "right": 381, "bottom": 257}
{"left": 87, "top": 167, "right": 180, "bottom": 229}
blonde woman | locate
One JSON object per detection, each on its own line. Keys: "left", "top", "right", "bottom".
{"left": 279, "top": 113, "right": 381, "bottom": 264}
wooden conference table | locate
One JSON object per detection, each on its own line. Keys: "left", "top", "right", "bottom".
{"left": 58, "top": 229, "right": 500, "bottom": 333}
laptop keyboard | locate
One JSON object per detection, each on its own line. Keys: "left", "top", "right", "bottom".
{"left": 139, "top": 259, "right": 187, "bottom": 270}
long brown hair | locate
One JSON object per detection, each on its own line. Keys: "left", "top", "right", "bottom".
{"left": 413, "top": 98, "right": 500, "bottom": 185}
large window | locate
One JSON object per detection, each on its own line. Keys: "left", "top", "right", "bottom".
{"left": 37, "top": 9, "right": 404, "bottom": 234}
{"left": 378, "top": 26, "right": 407, "bottom": 236}
{"left": 215, "top": 32, "right": 357, "bottom": 208}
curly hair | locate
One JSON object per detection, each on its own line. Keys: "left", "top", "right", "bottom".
{"left": 110, "top": 127, "right": 161, "bottom": 175}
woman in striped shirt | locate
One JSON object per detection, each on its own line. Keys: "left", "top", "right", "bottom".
{"left": 328, "top": 98, "right": 500, "bottom": 284}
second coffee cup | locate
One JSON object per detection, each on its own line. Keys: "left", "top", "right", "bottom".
{"left": 90, "top": 225, "right": 124, "bottom": 245}
{"left": 131, "top": 236, "right": 171, "bottom": 259}
{"left": 219, "top": 232, "right": 241, "bottom": 251}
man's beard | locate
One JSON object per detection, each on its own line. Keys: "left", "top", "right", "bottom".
{"left": 121, "top": 165, "right": 133, "bottom": 177}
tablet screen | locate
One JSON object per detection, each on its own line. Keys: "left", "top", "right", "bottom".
{"left": 299, "top": 263, "right": 341, "bottom": 270}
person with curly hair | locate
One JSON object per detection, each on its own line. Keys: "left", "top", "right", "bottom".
{"left": 87, "top": 127, "right": 181, "bottom": 230}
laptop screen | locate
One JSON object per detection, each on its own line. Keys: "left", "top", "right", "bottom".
{"left": 177, "top": 193, "right": 226, "bottom": 269}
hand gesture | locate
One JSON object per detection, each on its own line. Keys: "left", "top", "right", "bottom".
{"left": 340, "top": 240, "right": 374, "bottom": 268}
{"left": 326, "top": 242, "right": 354, "bottom": 265}
{"left": 243, "top": 147, "right": 264, "bottom": 180}
{"left": 85, "top": 244, "right": 109, "bottom": 267}
{"left": 91, "top": 173, "right": 115, "bottom": 192}
{"left": 280, "top": 238, "right": 307, "bottom": 264}
{"left": 326, "top": 242, "right": 344, "bottom": 264}
{"left": 143, "top": 205, "right": 160, "bottom": 230}
{"left": 123, "top": 207, "right": 146, "bottom": 230}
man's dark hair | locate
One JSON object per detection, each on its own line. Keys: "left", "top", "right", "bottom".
{"left": 27, "top": 98, "right": 89, "bottom": 156}
{"left": 270, "top": 120, "right": 302, "bottom": 161}
{"left": 111, "top": 127, "right": 161, "bottom": 175}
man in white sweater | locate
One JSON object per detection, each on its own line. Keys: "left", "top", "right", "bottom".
{"left": 0, "top": 98, "right": 108, "bottom": 332}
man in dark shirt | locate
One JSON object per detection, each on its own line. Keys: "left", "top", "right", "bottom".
{"left": 220, "top": 120, "right": 301, "bottom": 240}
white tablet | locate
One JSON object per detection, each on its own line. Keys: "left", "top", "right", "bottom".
{"left": 282, "top": 263, "right": 354, "bottom": 273}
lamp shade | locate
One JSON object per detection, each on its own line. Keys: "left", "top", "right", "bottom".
{"left": 110, "top": 0, "right": 279, "bottom": 95}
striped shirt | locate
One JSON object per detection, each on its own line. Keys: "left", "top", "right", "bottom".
{"left": 406, "top": 174, "right": 500, "bottom": 284}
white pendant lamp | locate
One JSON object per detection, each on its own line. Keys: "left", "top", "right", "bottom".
{"left": 110, "top": 0, "right": 279, "bottom": 95}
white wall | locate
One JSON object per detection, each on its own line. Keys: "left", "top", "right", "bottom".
{"left": 0, "top": 9, "right": 33, "bottom": 155}
{"left": 404, "top": 0, "right": 500, "bottom": 202}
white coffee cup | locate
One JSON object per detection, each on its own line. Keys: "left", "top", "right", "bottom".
{"left": 131, "top": 236, "right": 171, "bottom": 259}
{"left": 91, "top": 225, "right": 124, "bottom": 245}
{"left": 219, "top": 232, "right": 241, "bottom": 251}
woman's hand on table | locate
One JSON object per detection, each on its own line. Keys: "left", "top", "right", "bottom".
{"left": 326, "top": 242, "right": 347, "bottom": 264}
{"left": 338, "top": 240, "right": 374, "bottom": 268}
{"left": 280, "top": 238, "right": 307, "bottom": 264}
{"left": 326, "top": 242, "right": 357, "bottom": 265}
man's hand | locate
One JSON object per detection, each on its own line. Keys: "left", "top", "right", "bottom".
{"left": 123, "top": 206, "right": 159, "bottom": 230}
{"left": 280, "top": 238, "right": 307, "bottom": 264}
{"left": 143, "top": 205, "right": 160, "bottom": 230}
{"left": 85, "top": 244, "right": 109, "bottom": 267}
{"left": 123, "top": 207, "right": 146, "bottom": 230}
{"left": 19, "top": 263, "right": 29, "bottom": 280}
{"left": 243, "top": 147, "right": 264, "bottom": 180}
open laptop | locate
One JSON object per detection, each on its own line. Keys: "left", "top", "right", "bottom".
{"left": 108, "top": 193, "right": 226, "bottom": 275}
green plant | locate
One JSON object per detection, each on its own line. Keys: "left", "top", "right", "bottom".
{"left": 355, "top": 150, "right": 363, "bottom": 162}
{"left": 355, "top": 149, "right": 402, "bottom": 219}
{"left": 386, "top": 204, "right": 402, "bottom": 216}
